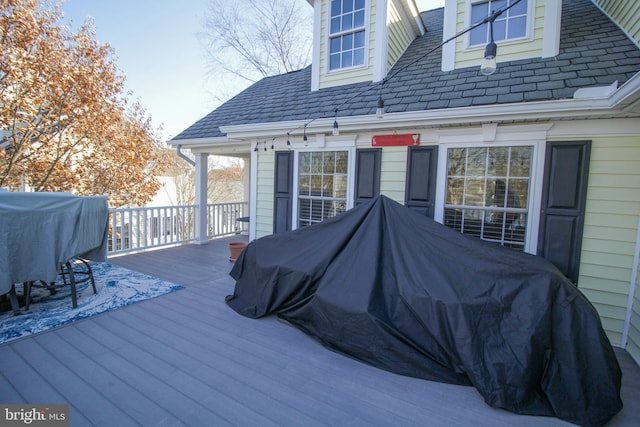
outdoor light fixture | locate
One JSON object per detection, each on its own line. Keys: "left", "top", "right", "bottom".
{"left": 480, "top": 18, "right": 497, "bottom": 76}
{"left": 332, "top": 109, "right": 340, "bottom": 136}
{"left": 376, "top": 95, "right": 385, "bottom": 118}
{"left": 254, "top": 142, "right": 259, "bottom": 152}
{"left": 286, "top": 132, "right": 291, "bottom": 146}
{"left": 303, "top": 124, "right": 308, "bottom": 145}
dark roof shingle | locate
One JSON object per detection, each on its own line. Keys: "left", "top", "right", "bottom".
{"left": 172, "top": 0, "right": 640, "bottom": 141}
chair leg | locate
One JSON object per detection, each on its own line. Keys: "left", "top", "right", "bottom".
{"left": 64, "top": 261, "right": 78, "bottom": 309}
{"left": 24, "top": 281, "right": 32, "bottom": 311}
{"left": 7, "top": 285, "right": 21, "bottom": 315}
{"left": 78, "top": 258, "right": 97, "bottom": 294}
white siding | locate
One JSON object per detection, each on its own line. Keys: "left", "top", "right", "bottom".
{"left": 387, "top": 0, "right": 417, "bottom": 69}
{"left": 255, "top": 150, "right": 276, "bottom": 239}
{"left": 578, "top": 136, "right": 640, "bottom": 345}
{"left": 380, "top": 146, "right": 408, "bottom": 203}
{"left": 594, "top": 0, "right": 640, "bottom": 44}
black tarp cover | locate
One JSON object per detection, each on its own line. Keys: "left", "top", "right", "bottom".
{"left": 227, "top": 196, "right": 622, "bottom": 426}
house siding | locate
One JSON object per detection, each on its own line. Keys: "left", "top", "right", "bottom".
{"left": 453, "top": 0, "right": 548, "bottom": 69}
{"left": 319, "top": 0, "right": 377, "bottom": 89}
{"left": 628, "top": 258, "right": 640, "bottom": 363}
{"left": 379, "top": 146, "right": 408, "bottom": 203}
{"left": 255, "top": 151, "right": 276, "bottom": 239}
{"left": 577, "top": 136, "right": 640, "bottom": 345}
{"left": 594, "top": 0, "right": 640, "bottom": 44}
{"left": 387, "top": 0, "right": 416, "bottom": 70}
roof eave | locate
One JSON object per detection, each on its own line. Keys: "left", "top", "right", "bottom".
{"left": 219, "top": 79, "right": 640, "bottom": 140}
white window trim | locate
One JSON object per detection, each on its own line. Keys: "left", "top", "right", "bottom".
{"left": 464, "top": 0, "right": 535, "bottom": 51}
{"left": 325, "top": 0, "right": 370, "bottom": 75}
{"left": 434, "top": 124, "right": 549, "bottom": 254}
{"left": 291, "top": 140, "right": 356, "bottom": 230}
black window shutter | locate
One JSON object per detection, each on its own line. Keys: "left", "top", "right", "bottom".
{"left": 354, "top": 148, "right": 381, "bottom": 206}
{"left": 273, "top": 151, "right": 293, "bottom": 234}
{"left": 537, "top": 140, "right": 591, "bottom": 284}
{"left": 405, "top": 146, "right": 438, "bottom": 218}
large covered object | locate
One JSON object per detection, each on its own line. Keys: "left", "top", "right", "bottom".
{"left": 227, "top": 196, "right": 622, "bottom": 426}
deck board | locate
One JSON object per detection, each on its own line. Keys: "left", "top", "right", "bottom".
{"left": 1, "top": 235, "right": 638, "bottom": 426}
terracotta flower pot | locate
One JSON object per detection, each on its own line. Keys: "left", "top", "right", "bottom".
{"left": 228, "top": 242, "right": 247, "bottom": 262}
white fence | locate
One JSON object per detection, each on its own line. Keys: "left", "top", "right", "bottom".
{"left": 108, "top": 201, "right": 248, "bottom": 254}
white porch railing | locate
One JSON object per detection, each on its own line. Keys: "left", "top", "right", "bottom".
{"left": 108, "top": 201, "right": 248, "bottom": 255}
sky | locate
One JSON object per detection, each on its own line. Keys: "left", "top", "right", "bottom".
{"left": 61, "top": 0, "right": 445, "bottom": 142}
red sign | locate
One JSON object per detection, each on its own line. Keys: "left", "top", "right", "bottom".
{"left": 372, "top": 134, "right": 420, "bottom": 147}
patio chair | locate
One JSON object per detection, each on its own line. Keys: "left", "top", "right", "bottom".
{"left": 24, "top": 257, "right": 97, "bottom": 310}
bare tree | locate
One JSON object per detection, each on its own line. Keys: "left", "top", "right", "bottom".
{"left": 200, "top": 0, "right": 313, "bottom": 101}
{"left": 166, "top": 151, "right": 245, "bottom": 205}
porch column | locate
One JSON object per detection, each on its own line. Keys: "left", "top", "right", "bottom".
{"left": 195, "top": 152, "right": 209, "bottom": 245}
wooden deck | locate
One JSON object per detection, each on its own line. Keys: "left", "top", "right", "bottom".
{"left": 1, "top": 235, "right": 638, "bottom": 426}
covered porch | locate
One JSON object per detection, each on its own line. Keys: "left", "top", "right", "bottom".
{"left": 1, "top": 236, "right": 638, "bottom": 426}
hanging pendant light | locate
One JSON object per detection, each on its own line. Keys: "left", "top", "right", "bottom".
{"left": 303, "top": 124, "right": 308, "bottom": 146}
{"left": 480, "top": 19, "right": 497, "bottom": 75}
{"left": 376, "top": 95, "right": 385, "bottom": 118}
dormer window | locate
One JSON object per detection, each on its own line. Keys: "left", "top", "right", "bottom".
{"left": 329, "top": 0, "right": 366, "bottom": 71}
{"left": 469, "top": 0, "right": 528, "bottom": 47}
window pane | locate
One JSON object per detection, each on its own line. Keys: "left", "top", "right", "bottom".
{"left": 447, "top": 148, "right": 466, "bottom": 176}
{"left": 487, "top": 147, "right": 508, "bottom": 177}
{"left": 471, "top": 3, "right": 488, "bottom": 23}
{"left": 336, "top": 151, "right": 348, "bottom": 173}
{"left": 446, "top": 178, "right": 464, "bottom": 205}
{"left": 310, "top": 175, "right": 322, "bottom": 196}
{"left": 354, "top": 30, "right": 365, "bottom": 47}
{"left": 342, "top": 14, "right": 353, "bottom": 31}
{"left": 342, "top": 0, "right": 353, "bottom": 13}
{"left": 354, "top": 10, "right": 365, "bottom": 27}
{"left": 493, "top": 19, "right": 507, "bottom": 41}
{"left": 508, "top": 16, "right": 527, "bottom": 38}
{"left": 342, "top": 53, "right": 353, "bottom": 68}
{"left": 330, "top": 37, "right": 341, "bottom": 53}
{"left": 510, "top": 0, "right": 527, "bottom": 15}
{"left": 312, "top": 152, "right": 323, "bottom": 174}
{"left": 331, "top": 0, "right": 340, "bottom": 17}
{"left": 355, "top": 0, "right": 365, "bottom": 10}
{"left": 490, "top": 179, "right": 508, "bottom": 207}
{"left": 299, "top": 152, "right": 310, "bottom": 173}
{"left": 324, "top": 152, "right": 336, "bottom": 173}
{"left": 343, "top": 33, "right": 353, "bottom": 50}
{"left": 510, "top": 146, "right": 532, "bottom": 176}
{"left": 466, "top": 148, "right": 486, "bottom": 176}
{"left": 493, "top": 0, "right": 507, "bottom": 11}
{"left": 464, "top": 179, "right": 486, "bottom": 206}
{"left": 323, "top": 175, "right": 334, "bottom": 197}
{"left": 469, "top": 27, "right": 486, "bottom": 46}
{"left": 331, "top": 17, "right": 341, "bottom": 34}
{"left": 299, "top": 198, "right": 310, "bottom": 218}
{"left": 353, "top": 48, "right": 365, "bottom": 66}
{"left": 334, "top": 175, "right": 347, "bottom": 198}
{"left": 507, "top": 179, "right": 528, "bottom": 208}
{"left": 299, "top": 175, "right": 310, "bottom": 196}
{"left": 330, "top": 54, "right": 341, "bottom": 70}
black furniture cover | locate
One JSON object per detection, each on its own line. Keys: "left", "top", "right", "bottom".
{"left": 227, "top": 196, "right": 622, "bottom": 426}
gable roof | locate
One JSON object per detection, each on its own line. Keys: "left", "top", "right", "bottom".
{"left": 172, "top": 0, "right": 640, "bottom": 142}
